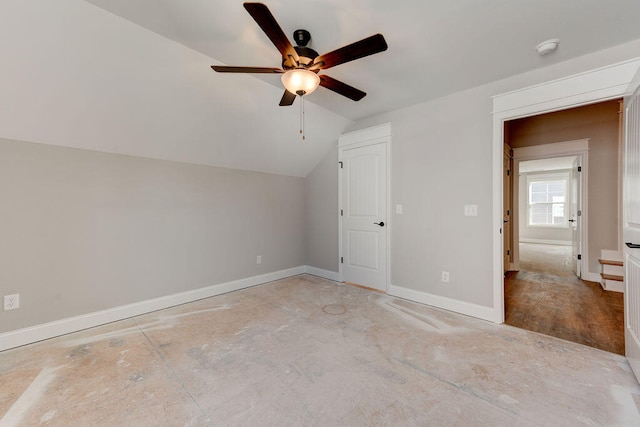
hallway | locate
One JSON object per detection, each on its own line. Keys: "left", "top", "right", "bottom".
{"left": 505, "top": 243, "right": 624, "bottom": 354}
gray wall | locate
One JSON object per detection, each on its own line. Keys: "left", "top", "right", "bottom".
{"left": 2, "top": 40, "right": 638, "bottom": 335}
{"left": 305, "top": 147, "right": 339, "bottom": 273}
{"left": 308, "top": 86, "right": 496, "bottom": 307}
{"left": 0, "top": 138, "right": 306, "bottom": 333}
{"left": 304, "top": 39, "right": 640, "bottom": 309}
{"left": 508, "top": 100, "right": 620, "bottom": 274}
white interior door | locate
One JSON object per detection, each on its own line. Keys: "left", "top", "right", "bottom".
{"left": 340, "top": 142, "right": 388, "bottom": 291}
{"left": 624, "top": 82, "right": 640, "bottom": 378}
{"left": 571, "top": 156, "right": 582, "bottom": 277}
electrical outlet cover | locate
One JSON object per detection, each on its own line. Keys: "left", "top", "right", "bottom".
{"left": 4, "top": 294, "right": 19, "bottom": 311}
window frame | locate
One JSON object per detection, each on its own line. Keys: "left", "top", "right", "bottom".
{"left": 525, "top": 171, "right": 571, "bottom": 229}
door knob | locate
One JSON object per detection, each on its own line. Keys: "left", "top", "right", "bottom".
{"left": 374, "top": 221, "right": 385, "bottom": 227}
{"left": 503, "top": 220, "right": 509, "bottom": 223}
{"left": 568, "top": 219, "right": 576, "bottom": 223}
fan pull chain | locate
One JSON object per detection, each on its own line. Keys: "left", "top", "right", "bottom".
{"left": 299, "top": 94, "right": 305, "bottom": 140}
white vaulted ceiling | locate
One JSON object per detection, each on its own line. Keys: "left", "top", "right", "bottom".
{"left": 83, "top": 0, "right": 640, "bottom": 120}
{"left": 1, "top": 1, "right": 640, "bottom": 177}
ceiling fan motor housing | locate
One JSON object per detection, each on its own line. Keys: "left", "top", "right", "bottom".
{"left": 284, "top": 46, "right": 319, "bottom": 68}
{"left": 282, "top": 30, "right": 318, "bottom": 69}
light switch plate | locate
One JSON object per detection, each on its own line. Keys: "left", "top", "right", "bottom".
{"left": 464, "top": 205, "right": 478, "bottom": 216}
{"left": 396, "top": 204, "right": 403, "bottom": 214}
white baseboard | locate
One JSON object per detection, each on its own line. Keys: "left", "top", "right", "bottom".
{"left": 0, "top": 266, "right": 305, "bottom": 352}
{"left": 520, "top": 238, "right": 571, "bottom": 246}
{"left": 602, "top": 278, "right": 625, "bottom": 293}
{"left": 388, "top": 284, "right": 499, "bottom": 323}
{"left": 583, "top": 272, "right": 602, "bottom": 283}
{"left": 303, "top": 266, "right": 339, "bottom": 281}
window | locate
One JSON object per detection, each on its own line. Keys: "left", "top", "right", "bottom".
{"left": 527, "top": 173, "right": 569, "bottom": 227}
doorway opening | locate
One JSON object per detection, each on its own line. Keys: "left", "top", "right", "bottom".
{"left": 502, "top": 100, "right": 624, "bottom": 354}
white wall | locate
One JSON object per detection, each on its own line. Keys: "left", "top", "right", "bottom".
{"left": 305, "top": 39, "right": 640, "bottom": 312}
{"left": 0, "top": 138, "right": 306, "bottom": 333}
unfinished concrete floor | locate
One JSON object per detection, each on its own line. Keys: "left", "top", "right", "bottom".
{"left": 1, "top": 275, "right": 640, "bottom": 426}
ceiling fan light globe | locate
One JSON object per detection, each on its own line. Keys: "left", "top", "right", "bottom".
{"left": 281, "top": 69, "right": 320, "bottom": 96}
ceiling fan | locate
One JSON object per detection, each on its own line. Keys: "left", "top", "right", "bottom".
{"left": 211, "top": 2, "right": 388, "bottom": 106}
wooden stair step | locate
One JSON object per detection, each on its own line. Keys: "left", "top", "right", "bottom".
{"left": 599, "top": 258, "right": 623, "bottom": 266}
{"left": 601, "top": 272, "right": 624, "bottom": 281}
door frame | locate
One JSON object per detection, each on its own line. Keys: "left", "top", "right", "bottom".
{"left": 510, "top": 141, "right": 589, "bottom": 277}
{"left": 503, "top": 143, "right": 512, "bottom": 273}
{"left": 338, "top": 122, "right": 392, "bottom": 290}
{"left": 491, "top": 58, "right": 640, "bottom": 323}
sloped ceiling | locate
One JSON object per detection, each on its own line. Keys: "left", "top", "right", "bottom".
{"left": 2, "top": 1, "right": 640, "bottom": 177}
{"left": 83, "top": 0, "right": 640, "bottom": 121}
{"left": 0, "top": 0, "right": 350, "bottom": 177}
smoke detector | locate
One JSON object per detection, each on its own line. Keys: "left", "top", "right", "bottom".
{"left": 536, "top": 39, "right": 559, "bottom": 55}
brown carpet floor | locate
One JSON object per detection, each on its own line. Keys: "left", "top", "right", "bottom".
{"left": 505, "top": 243, "right": 624, "bottom": 355}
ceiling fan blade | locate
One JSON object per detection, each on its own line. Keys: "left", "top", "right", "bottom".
{"left": 310, "top": 34, "right": 388, "bottom": 71}
{"left": 243, "top": 3, "right": 300, "bottom": 65}
{"left": 319, "top": 75, "right": 366, "bottom": 101}
{"left": 279, "top": 90, "right": 296, "bottom": 106}
{"left": 211, "top": 65, "right": 283, "bottom": 73}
